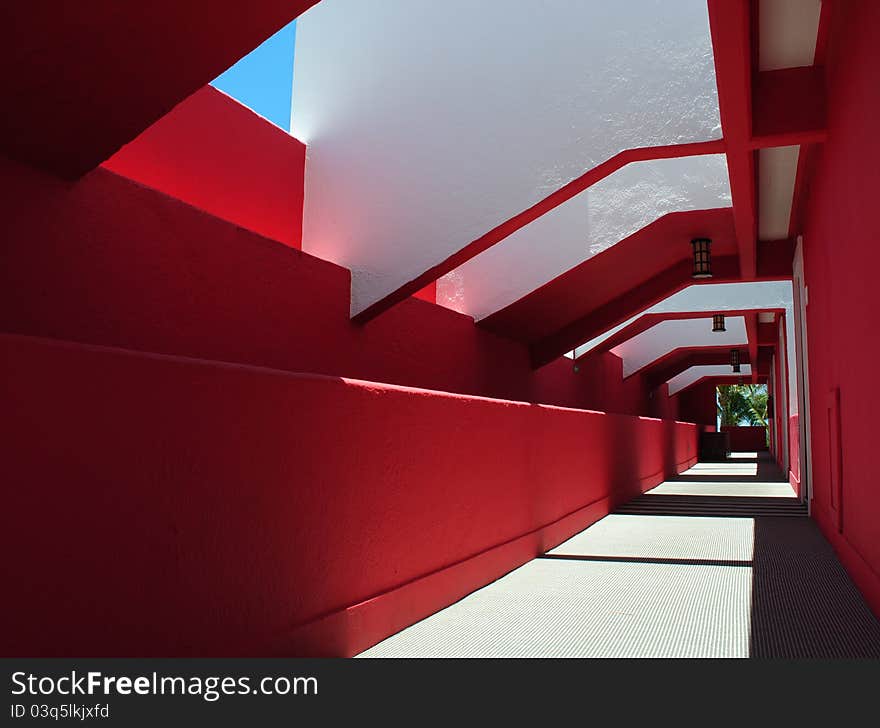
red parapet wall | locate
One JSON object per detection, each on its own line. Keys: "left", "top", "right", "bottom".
{"left": 720, "top": 425, "right": 768, "bottom": 452}
{"left": 0, "top": 152, "right": 671, "bottom": 418}
{"left": 103, "top": 86, "right": 306, "bottom": 248}
{"left": 0, "top": 334, "right": 700, "bottom": 657}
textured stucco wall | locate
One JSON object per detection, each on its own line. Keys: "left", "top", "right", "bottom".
{"left": 0, "top": 152, "right": 669, "bottom": 419}
{"left": 292, "top": 0, "right": 721, "bottom": 315}
{"left": 1, "top": 333, "right": 701, "bottom": 656}
{"left": 439, "top": 155, "right": 730, "bottom": 319}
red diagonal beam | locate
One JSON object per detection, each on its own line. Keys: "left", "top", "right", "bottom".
{"left": 673, "top": 373, "right": 768, "bottom": 398}
{"left": 529, "top": 255, "right": 743, "bottom": 369}
{"left": 351, "top": 139, "right": 725, "bottom": 323}
{"left": 0, "top": 2, "right": 319, "bottom": 179}
{"left": 576, "top": 307, "right": 785, "bottom": 363}
{"left": 751, "top": 67, "right": 827, "bottom": 149}
{"left": 645, "top": 346, "right": 754, "bottom": 389}
{"left": 708, "top": 0, "right": 757, "bottom": 278}
{"left": 530, "top": 235, "right": 792, "bottom": 369}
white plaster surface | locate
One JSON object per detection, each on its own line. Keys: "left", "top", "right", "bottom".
{"left": 667, "top": 364, "right": 753, "bottom": 396}
{"left": 612, "top": 316, "right": 748, "bottom": 378}
{"left": 292, "top": 0, "right": 722, "bottom": 315}
{"left": 438, "top": 155, "right": 731, "bottom": 320}
{"left": 759, "top": 0, "right": 822, "bottom": 71}
{"left": 758, "top": 145, "right": 799, "bottom": 241}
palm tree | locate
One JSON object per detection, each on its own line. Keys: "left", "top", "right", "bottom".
{"left": 743, "top": 384, "right": 768, "bottom": 427}
{"left": 717, "top": 384, "right": 768, "bottom": 426}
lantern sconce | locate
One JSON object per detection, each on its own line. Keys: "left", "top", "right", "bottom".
{"left": 691, "top": 237, "right": 712, "bottom": 279}
{"left": 712, "top": 314, "right": 726, "bottom": 332}
{"left": 730, "top": 348, "right": 741, "bottom": 373}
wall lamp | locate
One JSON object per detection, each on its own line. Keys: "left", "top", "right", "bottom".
{"left": 712, "top": 314, "right": 726, "bottom": 332}
{"left": 691, "top": 238, "right": 712, "bottom": 278}
{"left": 730, "top": 348, "right": 741, "bottom": 373}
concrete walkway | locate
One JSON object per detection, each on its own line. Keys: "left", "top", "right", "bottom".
{"left": 359, "top": 454, "right": 880, "bottom": 658}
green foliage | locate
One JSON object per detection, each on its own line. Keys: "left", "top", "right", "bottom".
{"left": 717, "top": 384, "right": 768, "bottom": 427}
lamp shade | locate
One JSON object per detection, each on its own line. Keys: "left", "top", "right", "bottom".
{"left": 691, "top": 238, "right": 712, "bottom": 278}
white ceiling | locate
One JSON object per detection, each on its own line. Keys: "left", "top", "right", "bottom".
{"left": 572, "top": 281, "right": 793, "bottom": 359}
{"left": 612, "top": 316, "right": 747, "bottom": 378}
{"left": 758, "top": 145, "right": 800, "bottom": 241}
{"left": 758, "top": 0, "right": 822, "bottom": 71}
{"left": 292, "top": 0, "right": 722, "bottom": 316}
{"left": 667, "top": 364, "right": 753, "bottom": 396}
{"left": 568, "top": 280, "right": 798, "bottom": 415}
{"left": 756, "top": 0, "right": 823, "bottom": 244}
{"left": 438, "top": 155, "right": 731, "bottom": 320}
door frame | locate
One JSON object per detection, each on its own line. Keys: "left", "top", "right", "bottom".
{"left": 792, "top": 236, "right": 814, "bottom": 509}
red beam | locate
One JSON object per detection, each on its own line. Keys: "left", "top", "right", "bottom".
{"left": 644, "top": 346, "right": 754, "bottom": 389}
{"left": 756, "top": 237, "right": 796, "bottom": 277}
{"left": 788, "top": 144, "right": 820, "bottom": 237}
{"left": 481, "top": 208, "right": 739, "bottom": 345}
{"left": 673, "top": 373, "right": 768, "bottom": 398}
{"left": 351, "top": 139, "right": 726, "bottom": 324}
{"left": 576, "top": 307, "right": 785, "bottom": 363}
{"left": 757, "top": 321, "right": 777, "bottom": 346}
{"left": 746, "top": 313, "right": 760, "bottom": 383}
{"left": 0, "top": 2, "right": 318, "bottom": 179}
{"left": 529, "top": 255, "right": 743, "bottom": 369}
{"left": 708, "top": 0, "right": 757, "bottom": 278}
{"left": 751, "top": 67, "right": 827, "bottom": 147}
{"left": 523, "top": 228, "right": 789, "bottom": 370}
{"left": 634, "top": 344, "right": 751, "bottom": 382}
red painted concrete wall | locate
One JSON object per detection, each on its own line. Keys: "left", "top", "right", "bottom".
{"left": 103, "top": 86, "right": 306, "bottom": 249}
{"left": 0, "top": 154, "right": 668, "bottom": 419}
{"left": 800, "top": 0, "right": 880, "bottom": 616}
{"left": 721, "top": 426, "right": 768, "bottom": 452}
{"left": 677, "top": 381, "right": 718, "bottom": 427}
{"left": 532, "top": 349, "right": 672, "bottom": 419}
{"left": 1, "top": 333, "right": 701, "bottom": 657}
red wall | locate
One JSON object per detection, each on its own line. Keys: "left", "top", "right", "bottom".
{"left": 721, "top": 425, "right": 768, "bottom": 451}
{"left": 103, "top": 86, "right": 306, "bottom": 249}
{"left": 800, "top": 0, "right": 880, "bottom": 616}
{"left": 677, "top": 380, "right": 718, "bottom": 427}
{"left": 0, "top": 152, "right": 669, "bottom": 418}
{"left": 1, "top": 333, "right": 701, "bottom": 657}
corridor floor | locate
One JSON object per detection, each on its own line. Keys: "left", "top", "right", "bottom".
{"left": 358, "top": 453, "right": 880, "bottom": 658}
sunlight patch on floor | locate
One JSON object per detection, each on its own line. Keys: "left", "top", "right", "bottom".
{"left": 548, "top": 514, "right": 755, "bottom": 560}
{"left": 646, "top": 481, "right": 796, "bottom": 498}
{"left": 358, "top": 556, "right": 752, "bottom": 658}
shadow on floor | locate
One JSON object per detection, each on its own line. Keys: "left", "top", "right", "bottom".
{"left": 750, "top": 516, "right": 880, "bottom": 658}
{"left": 671, "top": 451, "right": 786, "bottom": 483}
{"left": 358, "top": 453, "right": 880, "bottom": 658}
